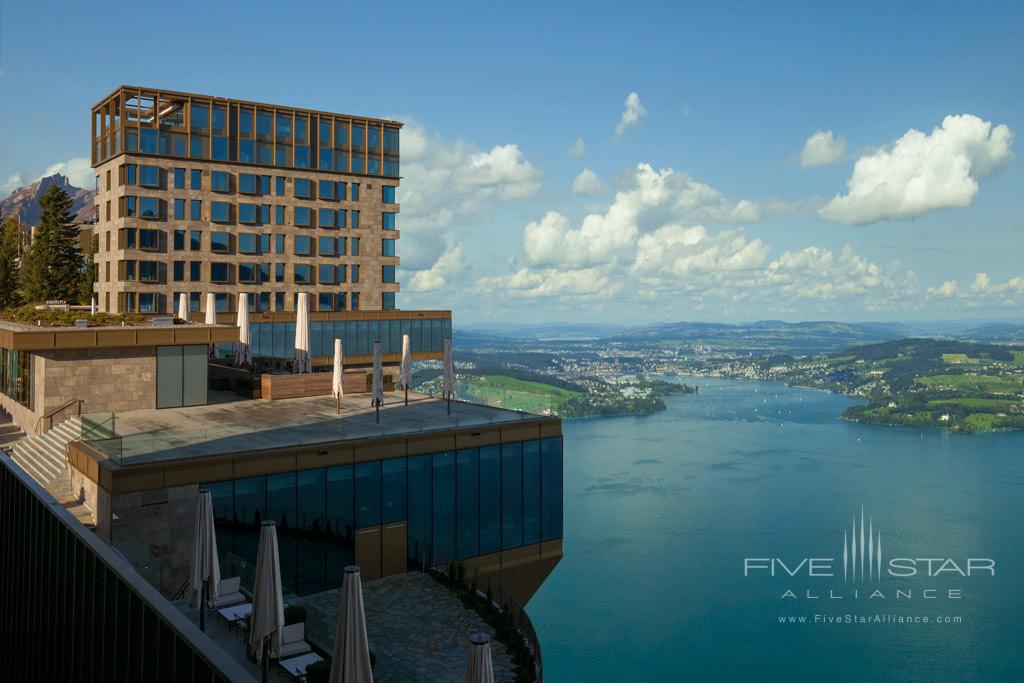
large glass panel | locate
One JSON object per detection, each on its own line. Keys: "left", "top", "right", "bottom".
{"left": 541, "top": 438, "right": 563, "bottom": 541}
{"left": 382, "top": 458, "right": 407, "bottom": 524}
{"left": 501, "top": 442, "right": 523, "bottom": 550}
{"left": 275, "top": 112, "right": 292, "bottom": 141}
{"left": 239, "top": 140, "right": 255, "bottom": 163}
{"left": 456, "top": 449, "right": 480, "bottom": 560}
{"left": 433, "top": 452, "right": 456, "bottom": 565}
{"left": 256, "top": 110, "right": 272, "bottom": 140}
{"left": 354, "top": 461, "right": 381, "bottom": 528}
{"left": 296, "top": 469, "right": 326, "bottom": 594}
{"left": 523, "top": 440, "right": 541, "bottom": 546}
{"left": 266, "top": 472, "right": 297, "bottom": 589}
{"left": 407, "top": 454, "right": 432, "bottom": 565}
{"left": 234, "top": 475, "right": 265, "bottom": 527}
{"left": 190, "top": 103, "right": 209, "bottom": 131}
{"left": 479, "top": 446, "right": 501, "bottom": 554}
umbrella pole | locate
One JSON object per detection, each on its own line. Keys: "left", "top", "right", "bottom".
{"left": 447, "top": 394, "right": 451, "bottom": 415}
{"left": 405, "top": 387, "right": 408, "bottom": 406}
{"left": 261, "top": 641, "right": 270, "bottom": 683}
{"left": 199, "top": 582, "right": 206, "bottom": 632}
{"left": 376, "top": 401, "right": 380, "bottom": 423}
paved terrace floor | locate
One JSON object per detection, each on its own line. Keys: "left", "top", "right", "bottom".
{"left": 85, "top": 391, "right": 538, "bottom": 465}
{"left": 295, "top": 571, "right": 517, "bottom": 683}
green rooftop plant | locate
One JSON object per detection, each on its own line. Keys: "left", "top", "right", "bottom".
{"left": 283, "top": 604, "right": 307, "bottom": 625}
{"left": 0, "top": 303, "right": 148, "bottom": 327}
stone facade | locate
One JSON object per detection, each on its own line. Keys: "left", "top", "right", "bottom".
{"left": 36, "top": 346, "right": 157, "bottom": 417}
{"left": 111, "top": 484, "right": 199, "bottom": 595}
{"left": 92, "top": 152, "right": 400, "bottom": 315}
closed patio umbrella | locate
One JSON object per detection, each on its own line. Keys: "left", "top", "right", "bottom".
{"left": 235, "top": 293, "right": 251, "bottom": 368}
{"left": 328, "top": 566, "right": 373, "bottom": 683}
{"left": 205, "top": 293, "right": 219, "bottom": 359}
{"left": 190, "top": 490, "right": 220, "bottom": 632}
{"left": 400, "top": 333, "right": 412, "bottom": 406}
{"left": 248, "top": 521, "right": 284, "bottom": 683}
{"left": 371, "top": 341, "right": 384, "bottom": 423}
{"left": 332, "top": 338, "right": 344, "bottom": 413}
{"left": 465, "top": 633, "right": 495, "bottom": 683}
{"left": 177, "top": 292, "right": 189, "bottom": 322}
{"left": 442, "top": 337, "right": 454, "bottom": 415}
{"left": 294, "top": 292, "right": 311, "bottom": 373}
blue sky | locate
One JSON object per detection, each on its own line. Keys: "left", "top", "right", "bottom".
{"left": 1, "top": 1, "right": 1022, "bottom": 323}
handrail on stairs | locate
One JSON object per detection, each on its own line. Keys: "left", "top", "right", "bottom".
{"left": 35, "top": 399, "right": 84, "bottom": 435}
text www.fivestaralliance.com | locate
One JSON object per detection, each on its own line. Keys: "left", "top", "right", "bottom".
{"left": 778, "top": 614, "right": 963, "bottom": 625}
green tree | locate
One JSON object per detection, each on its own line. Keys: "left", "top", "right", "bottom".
{"left": 0, "top": 217, "right": 23, "bottom": 309}
{"left": 20, "top": 184, "right": 85, "bottom": 303}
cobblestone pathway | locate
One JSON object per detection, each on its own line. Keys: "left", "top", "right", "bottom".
{"left": 295, "top": 572, "right": 517, "bottom": 683}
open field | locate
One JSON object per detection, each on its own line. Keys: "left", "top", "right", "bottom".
{"left": 916, "top": 374, "right": 1023, "bottom": 393}
{"left": 462, "top": 375, "right": 581, "bottom": 414}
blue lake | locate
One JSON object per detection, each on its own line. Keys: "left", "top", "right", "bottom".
{"left": 529, "top": 377, "right": 1024, "bottom": 682}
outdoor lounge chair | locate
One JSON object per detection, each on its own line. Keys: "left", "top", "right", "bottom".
{"left": 272, "top": 623, "right": 312, "bottom": 660}
{"left": 210, "top": 576, "right": 245, "bottom": 608}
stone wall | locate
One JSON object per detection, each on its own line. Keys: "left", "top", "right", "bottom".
{"left": 111, "top": 483, "right": 199, "bottom": 596}
{"left": 36, "top": 346, "right": 157, "bottom": 419}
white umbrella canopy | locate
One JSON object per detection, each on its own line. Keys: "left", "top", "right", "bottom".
{"left": 205, "top": 293, "right": 219, "bottom": 359}
{"left": 235, "top": 293, "right": 252, "bottom": 368}
{"left": 248, "top": 521, "right": 285, "bottom": 669}
{"left": 177, "top": 292, "right": 189, "bottom": 322}
{"left": 294, "top": 292, "right": 311, "bottom": 373}
{"left": 332, "top": 339, "right": 344, "bottom": 401}
{"left": 465, "top": 633, "right": 495, "bottom": 683}
{"left": 190, "top": 490, "right": 220, "bottom": 631}
{"left": 328, "top": 566, "right": 373, "bottom": 683}
{"left": 400, "top": 333, "right": 412, "bottom": 405}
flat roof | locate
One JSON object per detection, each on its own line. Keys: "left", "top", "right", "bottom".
{"left": 0, "top": 320, "right": 238, "bottom": 350}
{"left": 80, "top": 391, "right": 557, "bottom": 470}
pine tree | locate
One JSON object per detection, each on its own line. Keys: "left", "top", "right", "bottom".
{"left": 0, "top": 217, "right": 23, "bottom": 309}
{"left": 20, "top": 184, "right": 85, "bottom": 302}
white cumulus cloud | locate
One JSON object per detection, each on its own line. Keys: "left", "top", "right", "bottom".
{"left": 2, "top": 157, "right": 95, "bottom": 196}
{"left": 615, "top": 92, "right": 647, "bottom": 137}
{"left": 820, "top": 114, "right": 1014, "bottom": 224}
{"left": 407, "top": 244, "right": 464, "bottom": 293}
{"left": 799, "top": 130, "right": 846, "bottom": 168}
{"left": 570, "top": 168, "right": 607, "bottom": 196}
{"left": 569, "top": 138, "right": 586, "bottom": 157}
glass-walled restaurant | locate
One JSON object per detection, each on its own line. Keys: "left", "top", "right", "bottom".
{"left": 1, "top": 347, "right": 32, "bottom": 408}
{"left": 205, "top": 437, "right": 562, "bottom": 595}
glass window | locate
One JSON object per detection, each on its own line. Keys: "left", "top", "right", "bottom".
{"left": 336, "top": 292, "right": 347, "bottom": 311}
{"left": 318, "top": 208, "right": 335, "bottom": 228}
{"left": 190, "top": 169, "right": 202, "bottom": 190}
{"left": 456, "top": 449, "right": 479, "bottom": 560}
{"left": 351, "top": 183, "right": 360, "bottom": 201}
{"left": 296, "top": 468, "right": 326, "bottom": 594}
{"left": 257, "top": 143, "right": 273, "bottom": 164}
{"left": 260, "top": 175, "right": 271, "bottom": 194}
{"left": 351, "top": 238, "right": 360, "bottom": 257}
{"left": 211, "top": 201, "right": 230, "bottom": 223}
{"left": 318, "top": 264, "right": 335, "bottom": 284}
{"left": 139, "top": 197, "right": 159, "bottom": 219}
{"left": 261, "top": 204, "right": 270, "bottom": 224}
{"left": 383, "top": 128, "right": 399, "bottom": 154}
{"left": 190, "top": 199, "right": 201, "bottom": 220}
{"left": 294, "top": 178, "right": 312, "bottom": 199}
{"left": 523, "top": 440, "right": 541, "bottom": 546}
{"left": 266, "top": 472, "right": 297, "bottom": 588}
{"left": 383, "top": 158, "right": 400, "bottom": 176}
{"left": 190, "top": 230, "right": 201, "bottom": 250}
{"left": 335, "top": 120, "right": 348, "bottom": 147}
{"left": 275, "top": 205, "right": 285, "bottom": 225}
{"left": 338, "top": 237, "right": 347, "bottom": 256}
{"left": 256, "top": 110, "right": 272, "bottom": 139}
{"left": 190, "top": 261, "right": 201, "bottom": 281}
{"left": 173, "top": 261, "right": 185, "bottom": 282}
{"left": 260, "top": 234, "right": 271, "bottom": 254}
{"left": 382, "top": 265, "right": 396, "bottom": 283}
{"left": 318, "top": 293, "right": 334, "bottom": 311}
{"left": 337, "top": 182, "right": 347, "bottom": 201}
{"left": 351, "top": 265, "right": 360, "bottom": 283}
{"left": 173, "top": 168, "right": 185, "bottom": 189}
{"left": 318, "top": 236, "right": 336, "bottom": 256}
{"left": 319, "top": 149, "right": 333, "bottom": 171}
{"left": 238, "top": 233, "right": 258, "bottom": 254}
{"left": 337, "top": 264, "right": 347, "bottom": 283}
{"left": 190, "top": 103, "right": 209, "bottom": 130}
{"left": 367, "top": 127, "right": 380, "bottom": 150}
{"left": 382, "top": 292, "right": 396, "bottom": 310}
{"left": 239, "top": 173, "right": 257, "bottom": 194}
{"left": 367, "top": 158, "right": 380, "bottom": 175}
{"left": 294, "top": 146, "right": 311, "bottom": 168}
{"left": 379, "top": 459, "right": 406, "bottom": 524}
{"left": 407, "top": 455, "right": 431, "bottom": 563}
{"left": 501, "top": 443, "right": 523, "bottom": 550}
{"left": 351, "top": 124, "right": 364, "bottom": 148}
{"left": 351, "top": 210, "right": 360, "bottom": 228}
{"left": 239, "top": 139, "right": 255, "bottom": 163}
{"left": 215, "top": 292, "right": 229, "bottom": 312}
{"left": 541, "top": 438, "right": 563, "bottom": 541}
{"left": 479, "top": 446, "right": 501, "bottom": 554}
{"left": 337, "top": 210, "right": 347, "bottom": 229}
{"left": 139, "top": 261, "right": 158, "bottom": 282}
{"left": 354, "top": 461, "right": 380, "bottom": 528}
{"left": 239, "top": 263, "right": 258, "bottom": 283}
{"left": 275, "top": 176, "right": 285, "bottom": 195}
{"left": 174, "top": 198, "right": 185, "bottom": 220}
{"left": 326, "top": 465, "right": 355, "bottom": 550}
{"left": 351, "top": 155, "right": 364, "bottom": 174}
{"left": 294, "top": 263, "right": 312, "bottom": 283}
{"left": 139, "top": 165, "right": 159, "bottom": 187}
{"left": 260, "top": 262, "right": 271, "bottom": 284}
{"left": 383, "top": 212, "right": 396, "bottom": 230}
{"left": 138, "top": 292, "right": 157, "bottom": 313}
{"left": 275, "top": 112, "right": 292, "bottom": 140}
{"left": 276, "top": 145, "right": 291, "bottom": 166}
{"left": 275, "top": 234, "right": 285, "bottom": 254}
{"left": 433, "top": 452, "right": 456, "bottom": 564}
{"left": 211, "top": 136, "right": 229, "bottom": 161}
{"left": 211, "top": 231, "right": 230, "bottom": 252}
{"left": 140, "top": 128, "right": 158, "bottom": 154}
{"left": 211, "top": 171, "right": 229, "bottom": 192}
{"left": 239, "top": 203, "right": 257, "bottom": 224}
{"left": 318, "top": 180, "right": 335, "bottom": 200}
{"left": 239, "top": 107, "right": 254, "bottom": 137}
{"left": 173, "top": 229, "right": 185, "bottom": 250}
{"left": 319, "top": 119, "right": 332, "bottom": 146}
{"left": 294, "top": 207, "right": 311, "bottom": 227}
{"left": 382, "top": 239, "right": 396, "bottom": 257}
{"left": 275, "top": 263, "right": 285, "bottom": 282}
{"left": 294, "top": 235, "right": 312, "bottom": 256}
{"left": 210, "top": 262, "right": 229, "bottom": 282}
{"left": 351, "top": 292, "right": 360, "bottom": 310}
{"left": 139, "top": 229, "right": 159, "bottom": 250}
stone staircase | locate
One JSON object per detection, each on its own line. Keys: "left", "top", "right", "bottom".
{"left": 7, "top": 415, "right": 95, "bottom": 529}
